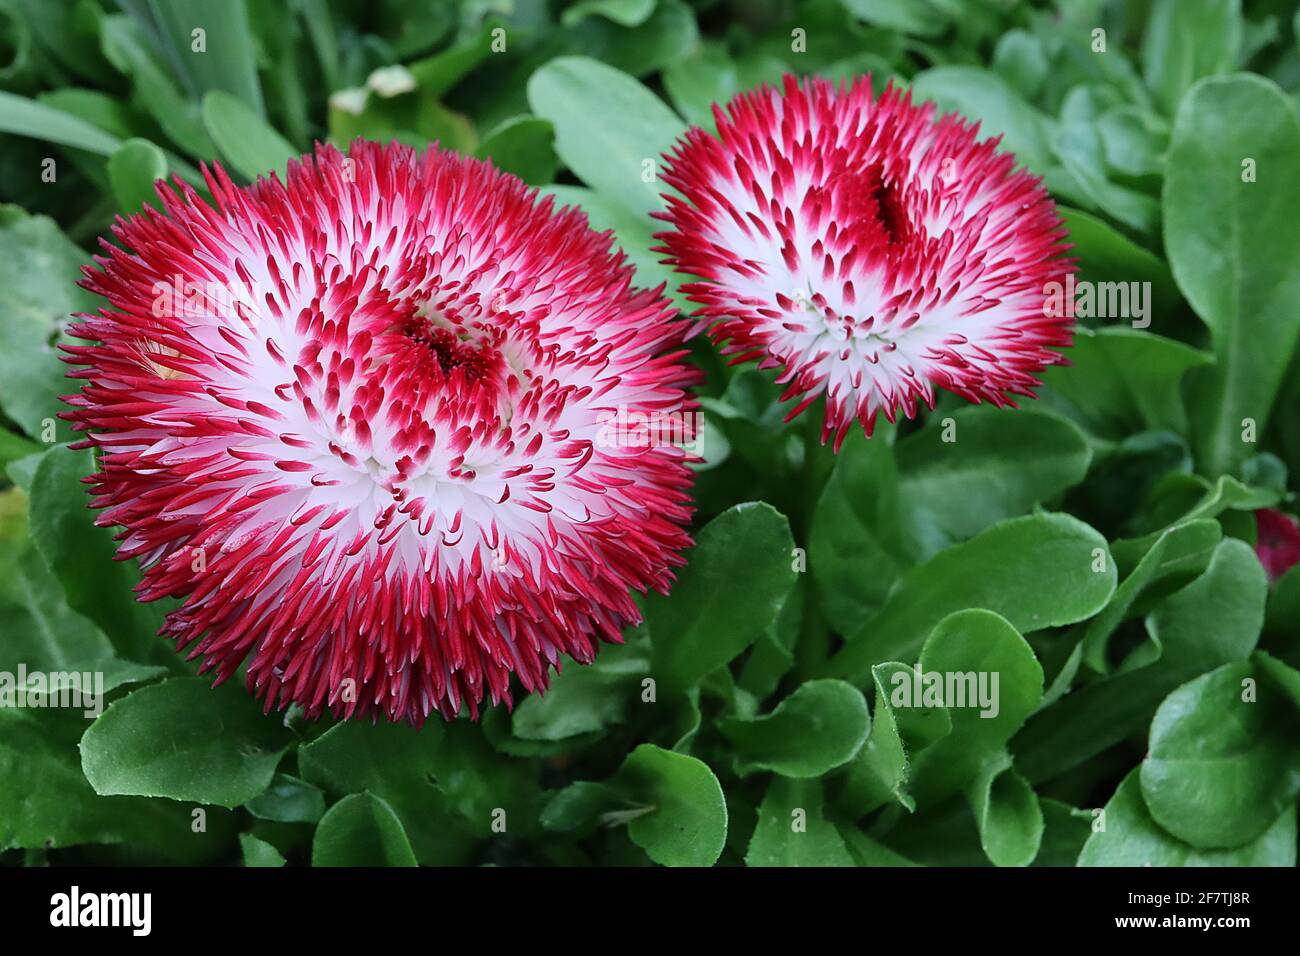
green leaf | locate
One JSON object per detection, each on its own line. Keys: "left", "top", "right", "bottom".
{"left": 1041, "top": 327, "right": 1210, "bottom": 440}
{"left": 746, "top": 777, "right": 855, "bottom": 867}
{"left": 1034, "top": 798, "right": 1093, "bottom": 867}
{"left": 842, "top": 0, "right": 949, "bottom": 37}
{"left": 838, "top": 826, "right": 918, "bottom": 866}
{"left": 1079, "top": 770, "right": 1296, "bottom": 866}
{"left": 908, "top": 610, "right": 1044, "bottom": 804}
{"left": 475, "top": 115, "right": 557, "bottom": 185}
{"left": 239, "top": 832, "right": 286, "bottom": 867}
{"left": 1015, "top": 538, "right": 1266, "bottom": 782}
{"left": 141, "top": 0, "right": 265, "bottom": 116}
{"left": 1080, "top": 518, "right": 1223, "bottom": 674}
{"left": 99, "top": 13, "right": 217, "bottom": 159}
{"left": 615, "top": 744, "right": 727, "bottom": 866}
{"left": 0, "top": 705, "right": 228, "bottom": 858}
{"left": 511, "top": 639, "right": 647, "bottom": 741}
{"left": 0, "top": 206, "right": 98, "bottom": 443}
{"left": 1050, "top": 120, "right": 1159, "bottom": 235}
{"left": 1141, "top": 0, "right": 1243, "bottom": 115}
{"left": 0, "top": 495, "right": 114, "bottom": 673}
{"left": 312, "top": 792, "right": 417, "bottom": 867}
{"left": 719, "top": 679, "right": 869, "bottom": 778}
{"left": 808, "top": 431, "right": 905, "bottom": 636}
{"left": 1164, "top": 75, "right": 1300, "bottom": 474}
{"left": 244, "top": 773, "right": 326, "bottom": 824}
{"left": 540, "top": 781, "right": 624, "bottom": 836}
{"left": 407, "top": 17, "right": 503, "bottom": 97}
{"left": 836, "top": 661, "right": 950, "bottom": 815}
{"left": 896, "top": 408, "right": 1091, "bottom": 558}
{"left": 80, "top": 677, "right": 291, "bottom": 808}
{"left": 908, "top": 67, "right": 1056, "bottom": 173}
{"left": 427, "top": 721, "right": 543, "bottom": 839}
{"left": 992, "top": 29, "right": 1047, "bottom": 97}
{"left": 562, "top": 0, "right": 657, "bottom": 28}
{"left": 108, "top": 137, "right": 168, "bottom": 215}
{"left": 1114, "top": 474, "right": 1279, "bottom": 566}
{"left": 1059, "top": 207, "right": 1179, "bottom": 320}
{"left": 540, "top": 184, "right": 685, "bottom": 307}
{"left": 662, "top": 42, "right": 787, "bottom": 129}
{"left": 28, "top": 445, "right": 167, "bottom": 662}
{"left": 0, "top": 90, "right": 122, "bottom": 154}
{"left": 298, "top": 721, "right": 476, "bottom": 865}
{"left": 1140, "top": 660, "right": 1300, "bottom": 848}
{"left": 527, "top": 56, "right": 686, "bottom": 218}
{"left": 201, "top": 90, "right": 296, "bottom": 181}
{"left": 967, "top": 756, "right": 1043, "bottom": 867}
{"left": 647, "top": 502, "right": 797, "bottom": 695}
{"left": 825, "top": 513, "right": 1115, "bottom": 684}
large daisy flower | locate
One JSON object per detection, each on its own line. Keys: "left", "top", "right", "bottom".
{"left": 655, "top": 74, "right": 1075, "bottom": 450}
{"left": 63, "top": 141, "right": 697, "bottom": 724}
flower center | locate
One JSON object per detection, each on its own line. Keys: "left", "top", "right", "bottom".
{"left": 870, "top": 170, "right": 910, "bottom": 247}
{"left": 396, "top": 309, "right": 511, "bottom": 393}
{"left": 406, "top": 322, "right": 495, "bottom": 381}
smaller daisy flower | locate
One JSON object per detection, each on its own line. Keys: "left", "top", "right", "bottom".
{"left": 654, "top": 74, "right": 1075, "bottom": 450}
{"left": 1255, "top": 509, "right": 1300, "bottom": 581}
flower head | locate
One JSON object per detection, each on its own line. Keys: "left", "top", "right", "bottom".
{"left": 654, "top": 74, "right": 1075, "bottom": 449}
{"left": 1255, "top": 508, "right": 1300, "bottom": 581}
{"left": 63, "top": 141, "right": 697, "bottom": 724}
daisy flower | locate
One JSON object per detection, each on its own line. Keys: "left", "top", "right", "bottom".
{"left": 655, "top": 74, "right": 1075, "bottom": 450}
{"left": 62, "top": 141, "right": 697, "bottom": 724}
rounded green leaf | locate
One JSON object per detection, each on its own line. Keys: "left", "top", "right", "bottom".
{"left": 108, "top": 138, "right": 168, "bottom": 215}
{"left": 527, "top": 56, "right": 686, "bottom": 217}
{"left": 1140, "top": 660, "right": 1300, "bottom": 848}
{"left": 202, "top": 90, "right": 296, "bottom": 182}
{"left": 240, "top": 832, "right": 286, "bottom": 867}
{"left": 80, "top": 678, "right": 291, "bottom": 808}
{"left": 1042, "top": 328, "right": 1210, "bottom": 441}
{"left": 746, "top": 777, "right": 854, "bottom": 867}
{"left": 245, "top": 773, "right": 327, "bottom": 824}
{"left": 826, "top": 513, "right": 1115, "bottom": 684}
{"left": 475, "top": 115, "right": 557, "bottom": 185}
{"left": 907, "top": 610, "right": 1043, "bottom": 804}
{"left": 312, "top": 792, "right": 417, "bottom": 867}
{"left": 1141, "top": 0, "right": 1242, "bottom": 114}
{"left": 647, "top": 502, "right": 797, "bottom": 695}
{"left": 808, "top": 432, "right": 905, "bottom": 636}
{"left": 908, "top": 67, "right": 1055, "bottom": 172}
{"left": 1080, "top": 770, "right": 1296, "bottom": 866}
{"left": 616, "top": 744, "right": 726, "bottom": 867}
{"left": 29, "top": 445, "right": 166, "bottom": 661}
{"left": 1165, "top": 75, "right": 1300, "bottom": 474}
{"left": 897, "top": 408, "right": 1091, "bottom": 557}
{"left": 0, "top": 207, "right": 98, "bottom": 443}
{"left": 719, "top": 679, "right": 869, "bottom": 778}
{"left": 511, "top": 641, "right": 647, "bottom": 741}
{"left": 967, "top": 759, "right": 1043, "bottom": 867}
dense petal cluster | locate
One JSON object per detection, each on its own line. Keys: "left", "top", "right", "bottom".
{"left": 655, "top": 74, "right": 1075, "bottom": 449}
{"left": 1256, "top": 509, "right": 1300, "bottom": 581}
{"left": 63, "top": 141, "right": 697, "bottom": 723}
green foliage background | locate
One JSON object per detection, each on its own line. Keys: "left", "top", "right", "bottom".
{"left": 2, "top": 0, "right": 1300, "bottom": 867}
